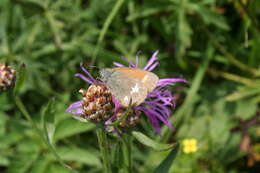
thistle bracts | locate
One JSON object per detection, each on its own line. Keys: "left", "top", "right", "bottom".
{"left": 0, "top": 64, "right": 16, "bottom": 91}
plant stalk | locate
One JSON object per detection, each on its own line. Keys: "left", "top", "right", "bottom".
{"left": 96, "top": 128, "right": 112, "bottom": 173}
{"left": 122, "top": 134, "right": 132, "bottom": 173}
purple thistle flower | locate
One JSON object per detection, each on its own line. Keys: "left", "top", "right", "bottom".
{"left": 66, "top": 51, "right": 187, "bottom": 134}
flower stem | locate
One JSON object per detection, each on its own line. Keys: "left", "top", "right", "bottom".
{"left": 96, "top": 128, "right": 112, "bottom": 173}
{"left": 15, "top": 96, "right": 78, "bottom": 173}
{"left": 122, "top": 134, "right": 132, "bottom": 173}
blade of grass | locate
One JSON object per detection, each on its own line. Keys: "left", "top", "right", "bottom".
{"left": 15, "top": 97, "right": 78, "bottom": 173}
{"left": 153, "top": 144, "right": 179, "bottom": 173}
{"left": 91, "top": 0, "right": 125, "bottom": 65}
{"left": 161, "top": 46, "right": 214, "bottom": 142}
{"left": 45, "top": 10, "right": 62, "bottom": 49}
{"left": 132, "top": 131, "right": 176, "bottom": 151}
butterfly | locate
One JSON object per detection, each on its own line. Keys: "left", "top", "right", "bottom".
{"left": 100, "top": 67, "right": 158, "bottom": 107}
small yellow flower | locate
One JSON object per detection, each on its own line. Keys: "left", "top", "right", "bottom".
{"left": 182, "top": 138, "right": 198, "bottom": 154}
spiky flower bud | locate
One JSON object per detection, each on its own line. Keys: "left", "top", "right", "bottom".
{"left": 0, "top": 64, "right": 16, "bottom": 91}
{"left": 79, "top": 84, "right": 114, "bottom": 122}
{"left": 116, "top": 109, "right": 141, "bottom": 128}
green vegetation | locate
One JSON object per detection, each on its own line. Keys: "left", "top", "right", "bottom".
{"left": 0, "top": 0, "right": 260, "bottom": 172}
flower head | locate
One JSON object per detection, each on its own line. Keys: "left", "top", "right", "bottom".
{"left": 79, "top": 84, "right": 113, "bottom": 122}
{"left": 0, "top": 64, "right": 16, "bottom": 91}
{"left": 66, "top": 51, "right": 187, "bottom": 134}
{"left": 182, "top": 138, "right": 198, "bottom": 154}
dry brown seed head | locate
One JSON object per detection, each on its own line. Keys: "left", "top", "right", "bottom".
{"left": 0, "top": 64, "right": 16, "bottom": 91}
{"left": 79, "top": 84, "right": 114, "bottom": 122}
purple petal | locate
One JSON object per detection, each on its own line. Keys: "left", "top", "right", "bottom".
{"left": 143, "top": 102, "right": 171, "bottom": 118}
{"left": 146, "top": 62, "right": 160, "bottom": 71}
{"left": 112, "top": 96, "right": 122, "bottom": 111}
{"left": 149, "top": 109, "right": 172, "bottom": 129}
{"left": 136, "top": 51, "right": 142, "bottom": 68}
{"left": 136, "top": 55, "right": 139, "bottom": 67}
{"left": 160, "top": 96, "right": 175, "bottom": 106}
{"left": 141, "top": 107, "right": 173, "bottom": 129}
{"left": 135, "top": 106, "right": 161, "bottom": 134}
{"left": 113, "top": 62, "right": 125, "bottom": 67}
{"left": 75, "top": 73, "right": 93, "bottom": 84}
{"left": 147, "top": 113, "right": 161, "bottom": 134}
{"left": 66, "top": 101, "right": 84, "bottom": 115}
{"left": 120, "top": 56, "right": 136, "bottom": 68}
{"left": 105, "top": 96, "right": 122, "bottom": 125}
{"left": 143, "top": 51, "right": 159, "bottom": 71}
{"left": 80, "top": 63, "right": 95, "bottom": 82}
{"left": 157, "top": 78, "right": 188, "bottom": 87}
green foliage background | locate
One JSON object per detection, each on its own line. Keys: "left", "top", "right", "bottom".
{"left": 1, "top": 0, "right": 260, "bottom": 172}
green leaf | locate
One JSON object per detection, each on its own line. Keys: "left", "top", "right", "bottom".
{"left": 126, "top": 6, "right": 173, "bottom": 21}
{"left": 56, "top": 147, "right": 101, "bottom": 167}
{"left": 226, "top": 83, "right": 260, "bottom": 101}
{"left": 235, "top": 99, "right": 257, "bottom": 119}
{"left": 11, "top": 0, "right": 45, "bottom": 15}
{"left": 0, "top": 155, "right": 9, "bottom": 166}
{"left": 198, "top": 7, "right": 229, "bottom": 30}
{"left": 13, "top": 64, "right": 26, "bottom": 96}
{"left": 29, "top": 158, "right": 50, "bottom": 173}
{"left": 42, "top": 98, "right": 56, "bottom": 145}
{"left": 7, "top": 152, "right": 38, "bottom": 173}
{"left": 42, "top": 104, "right": 79, "bottom": 173}
{"left": 153, "top": 144, "right": 179, "bottom": 173}
{"left": 176, "top": 6, "right": 192, "bottom": 67}
{"left": 54, "top": 118, "right": 95, "bottom": 141}
{"left": 49, "top": 163, "right": 70, "bottom": 173}
{"left": 132, "top": 131, "right": 175, "bottom": 151}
